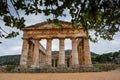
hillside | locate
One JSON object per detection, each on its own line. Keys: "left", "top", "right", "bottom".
{"left": 0, "top": 55, "right": 20, "bottom": 65}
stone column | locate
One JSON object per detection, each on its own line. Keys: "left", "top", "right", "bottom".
{"left": 77, "top": 38, "right": 84, "bottom": 65}
{"left": 83, "top": 38, "right": 92, "bottom": 67}
{"left": 71, "top": 38, "right": 79, "bottom": 67}
{"left": 58, "top": 38, "right": 65, "bottom": 67}
{"left": 27, "top": 40, "right": 33, "bottom": 66}
{"left": 46, "top": 38, "right": 52, "bottom": 67}
{"left": 20, "top": 39, "right": 29, "bottom": 67}
{"left": 32, "top": 39, "right": 40, "bottom": 68}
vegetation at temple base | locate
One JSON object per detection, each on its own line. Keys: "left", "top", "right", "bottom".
{"left": 0, "top": 0, "right": 120, "bottom": 43}
{"left": 6, "top": 65, "right": 16, "bottom": 72}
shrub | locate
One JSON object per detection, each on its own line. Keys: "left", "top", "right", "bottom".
{"left": 6, "top": 65, "right": 16, "bottom": 72}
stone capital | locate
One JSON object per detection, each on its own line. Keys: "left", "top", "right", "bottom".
{"left": 59, "top": 37, "right": 65, "bottom": 40}
{"left": 22, "top": 37, "right": 29, "bottom": 40}
{"left": 70, "top": 37, "right": 78, "bottom": 40}
{"left": 46, "top": 37, "right": 53, "bottom": 40}
{"left": 33, "top": 38, "right": 40, "bottom": 40}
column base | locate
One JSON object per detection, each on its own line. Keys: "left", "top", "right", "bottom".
{"left": 80, "top": 64, "right": 93, "bottom": 67}
{"left": 31, "top": 65, "right": 40, "bottom": 69}
{"left": 58, "top": 64, "right": 66, "bottom": 68}
{"left": 20, "top": 65, "right": 28, "bottom": 68}
{"left": 45, "top": 64, "right": 52, "bottom": 69}
{"left": 70, "top": 64, "right": 80, "bottom": 68}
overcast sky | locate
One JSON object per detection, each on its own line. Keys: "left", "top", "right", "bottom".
{"left": 0, "top": 11, "right": 120, "bottom": 56}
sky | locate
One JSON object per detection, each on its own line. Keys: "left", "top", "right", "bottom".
{"left": 0, "top": 6, "right": 120, "bottom": 56}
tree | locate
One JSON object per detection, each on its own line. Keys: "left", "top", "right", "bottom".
{"left": 113, "top": 50, "right": 120, "bottom": 63}
{"left": 0, "top": 0, "right": 120, "bottom": 43}
{"left": 93, "top": 50, "right": 120, "bottom": 64}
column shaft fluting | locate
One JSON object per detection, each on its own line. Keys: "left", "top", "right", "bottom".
{"left": 20, "top": 39, "right": 29, "bottom": 67}
{"left": 33, "top": 39, "right": 40, "bottom": 67}
{"left": 83, "top": 38, "right": 92, "bottom": 66}
{"left": 71, "top": 38, "right": 79, "bottom": 65}
{"left": 58, "top": 38, "right": 65, "bottom": 67}
{"left": 46, "top": 38, "right": 52, "bottom": 66}
{"left": 77, "top": 38, "right": 84, "bottom": 65}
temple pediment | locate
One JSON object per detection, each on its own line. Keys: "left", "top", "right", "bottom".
{"left": 22, "top": 20, "right": 87, "bottom": 39}
{"left": 24, "top": 20, "right": 83, "bottom": 30}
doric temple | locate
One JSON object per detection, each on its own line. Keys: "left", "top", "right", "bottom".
{"left": 20, "top": 20, "right": 92, "bottom": 69}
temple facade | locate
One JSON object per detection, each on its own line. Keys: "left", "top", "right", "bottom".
{"left": 20, "top": 21, "right": 92, "bottom": 69}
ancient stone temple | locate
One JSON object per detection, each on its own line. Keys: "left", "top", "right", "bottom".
{"left": 20, "top": 20, "right": 92, "bottom": 70}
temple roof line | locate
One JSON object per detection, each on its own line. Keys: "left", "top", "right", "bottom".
{"left": 23, "top": 20, "right": 83, "bottom": 30}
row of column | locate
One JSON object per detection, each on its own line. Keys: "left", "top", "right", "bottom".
{"left": 20, "top": 38, "right": 79, "bottom": 68}
{"left": 45, "top": 38, "right": 79, "bottom": 67}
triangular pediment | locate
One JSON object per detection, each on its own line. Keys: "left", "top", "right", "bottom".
{"left": 24, "top": 20, "right": 82, "bottom": 30}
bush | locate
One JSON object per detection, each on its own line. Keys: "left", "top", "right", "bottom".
{"left": 93, "top": 64, "right": 117, "bottom": 71}
{"left": 6, "top": 65, "right": 16, "bottom": 72}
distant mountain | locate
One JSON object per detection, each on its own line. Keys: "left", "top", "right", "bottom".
{"left": 52, "top": 50, "right": 98, "bottom": 56}
{"left": 92, "top": 50, "right": 120, "bottom": 64}
{"left": 0, "top": 50, "right": 98, "bottom": 65}
{"left": 52, "top": 49, "right": 72, "bottom": 55}
{"left": 0, "top": 55, "right": 20, "bottom": 65}
{"left": 91, "top": 52, "right": 99, "bottom": 57}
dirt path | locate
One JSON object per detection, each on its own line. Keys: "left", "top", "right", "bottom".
{"left": 0, "top": 69, "right": 120, "bottom": 80}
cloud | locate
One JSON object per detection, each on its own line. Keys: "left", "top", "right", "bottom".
{"left": 65, "top": 39, "right": 72, "bottom": 50}
{"left": 0, "top": 12, "right": 120, "bottom": 56}
{"left": 0, "top": 35, "right": 22, "bottom": 56}
{"left": 0, "top": 27, "right": 120, "bottom": 56}
{"left": 23, "top": 13, "right": 54, "bottom": 26}
{"left": 90, "top": 33, "right": 120, "bottom": 54}
{"left": 52, "top": 39, "right": 59, "bottom": 51}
